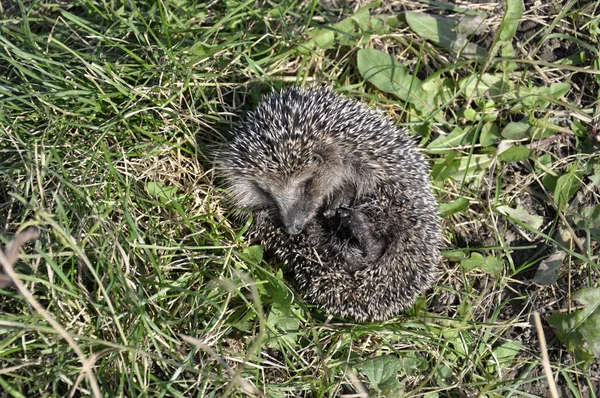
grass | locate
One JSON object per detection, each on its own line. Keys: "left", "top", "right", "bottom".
{"left": 0, "top": 0, "right": 599, "bottom": 397}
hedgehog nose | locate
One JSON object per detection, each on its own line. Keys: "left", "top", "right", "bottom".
{"left": 286, "top": 221, "right": 304, "bottom": 235}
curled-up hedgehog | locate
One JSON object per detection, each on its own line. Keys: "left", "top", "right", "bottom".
{"left": 217, "top": 87, "right": 441, "bottom": 322}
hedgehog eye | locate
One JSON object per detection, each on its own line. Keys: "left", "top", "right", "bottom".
{"left": 254, "top": 181, "right": 270, "bottom": 194}
{"left": 253, "top": 181, "right": 275, "bottom": 207}
{"left": 309, "top": 153, "right": 324, "bottom": 165}
{"left": 303, "top": 179, "right": 312, "bottom": 194}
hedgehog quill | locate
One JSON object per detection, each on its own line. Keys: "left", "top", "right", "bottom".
{"left": 217, "top": 87, "right": 441, "bottom": 322}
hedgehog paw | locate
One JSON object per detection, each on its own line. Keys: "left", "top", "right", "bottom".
{"left": 324, "top": 187, "right": 356, "bottom": 218}
{"left": 323, "top": 207, "right": 337, "bottom": 218}
{"left": 337, "top": 208, "right": 385, "bottom": 263}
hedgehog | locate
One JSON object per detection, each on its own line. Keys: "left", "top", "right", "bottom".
{"left": 217, "top": 87, "right": 441, "bottom": 322}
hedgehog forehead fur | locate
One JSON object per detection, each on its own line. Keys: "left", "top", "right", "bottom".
{"left": 228, "top": 88, "right": 342, "bottom": 176}
{"left": 225, "top": 87, "right": 407, "bottom": 174}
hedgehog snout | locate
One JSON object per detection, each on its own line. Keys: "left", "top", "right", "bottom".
{"left": 272, "top": 179, "right": 325, "bottom": 235}
{"left": 279, "top": 207, "right": 311, "bottom": 235}
{"left": 285, "top": 219, "right": 306, "bottom": 235}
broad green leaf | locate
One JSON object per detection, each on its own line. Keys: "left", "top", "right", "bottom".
{"left": 262, "top": 269, "right": 292, "bottom": 313}
{"left": 590, "top": 164, "right": 600, "bottom": 187}
{"left": 479, "top": 122, "right": 500, "bottom": 147}
{"left": 501, "top": 122, "right": 530, "bottom": 139}
{"left": 573, "top": 205, "right": 600, "bottom": 228}
{"left": 308, "top": 29, "right": 335, "bottom": 49}
{"left": 543, "top": 169, "right": 562, "bottom": 195}
{"left": 428, "top": 126, "right": 475, "bottom": 150}
{"left": 514, "top": 83, "right": 571, "bottom": 109}
{"left": 459, "top": 74, "right": 514, "bottom": 99}
{"left": 228, "top": 307, "right": 257, "bottom": 336}
{"left": 498, "top": 0, "right": 523, "bottom": 41}
{"left": 145, "top": 181, "right": 179, "bottom": 204}
{"left": 263, "top": 270, "right": 300, "bottom": 348}
{"left": 432, "top": 153, "right": 492, "bottom": 184}
{"left": 405, "top": 13, "right": 487, "bottom": 58}
{"left": 554, "top": 170, "right": 582, "bottom": 207}
{"left": 373, "top": 13, "right": 402, "bottom": 29}
{"left": 463, "top": 108, "right": 478, "bottom": 121}
{"left": 355, "top": 355, "right": 404, "bottom": 395}
{"left": 400, "top": 352, "right": 428, "bottom": 376}
{"left": 443, "top": 329, "right": 473, "bottom": 356}
{"left": 369, "top": 15, "right": 387, "bottom": 33}
{"left": 405, "top": 13, "right": 454, "bottom": 43}
{"left": 533, "top": 250, "right": 566, "bottom": 285}
{"left": 500, "top": 41, "right": 517, "bottom": 57}
{"left": 266, "top": 306, "right": 301, "bottom": 349}
{"left": 455, "top": 15, "right": 486, "bottom": 36}
{"left": 442, "top": 250, "right": 466, "bottom": 261}
{"left": 431, "top": 150, "right": 459, "bottom": 181}
{"left": 572, "top": 205, "right": 600, "bottom": 241}
{"left": 338, "top": 3, "right": 372, "bottom": 32}
{"left": 303, "top": 4, "right": 376, "bottom": 50}
{"left": 423, "top": 76, "right": 456, "bottom": 107}
{"left": 435, "top": 364, "right": 453, "bottom": 387}
{"left": 571, "top": 118, "right": 589, "bottom": 139}
{"left": 483, "top": 111, "right": 499, "bottom": 122}
{"left": 462, "top": 253, "right": 502, "bottom": 275}
{"left": 548, "top": 287, "right": 600, "bottom": 366}
{"left": 452, "top": 154, "right": 493, "bottom": 182}
{"left": 535, "top": 153, "right": 553, "bottom": 173}
{"left": 497, "top": 145, "right": 532, "bottom": 162}
{"left": 481, "top": 256, "right": 503, "bottom": 275}
{"left": 487, "top": 341, "right": 522, "bottom": 374}
{"left": 496, "top": 204, "right": 544, "bottom": 230}
{"left": 489, "top": 0, "right": 522, "bottom": 68}
{"left": 440, "top": 197, "right": 470, "bottom": 217}
{"left": 242, "top": 245, "right": 264, "bottom": 264}
{"left": 461, "top": 252, "right": 485, "bottom": 270}
{"left": 549, "top": 82, "right": 571, "bottom": 99}
{"left": 536, "top": 154, "right": 559, "bottom": 193}
{"left": 357, "top": 49, "right": 436, "bottom": 116}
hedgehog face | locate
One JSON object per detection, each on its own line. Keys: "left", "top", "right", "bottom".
{"left": 224, "top": 143, "right": 347, "bottom": 236}
{"left": 254, "top": 149, "right": 346, "bottom": 235}
{"left": 252, "top": 153, "right": 320, "bottom": 235}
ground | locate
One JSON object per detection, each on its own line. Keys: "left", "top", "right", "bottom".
{"left": 0, "top": 0, "right": 599, "bottom": 397}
